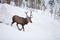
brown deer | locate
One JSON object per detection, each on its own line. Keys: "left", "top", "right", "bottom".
{"left": 11, "top": 12, "right": 32, "bottom": 31}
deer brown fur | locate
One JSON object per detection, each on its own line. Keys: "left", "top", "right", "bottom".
{"left": 11, "top": 12, "right": 32, "bottom": 31}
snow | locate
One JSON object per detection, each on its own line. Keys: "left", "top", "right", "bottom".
{"left": 0, "top": 3, "right": 60, "bottom": 40}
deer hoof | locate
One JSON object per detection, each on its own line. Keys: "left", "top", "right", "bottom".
{"left": 18, "top": 29, "right": 22, "bottom": 31}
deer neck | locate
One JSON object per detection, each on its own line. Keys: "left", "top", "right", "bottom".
{"left": 26, "top": 17, "right": 30, "bottom": 23}
{"left": 23, "top": 18, "right": 28, "bottom": 25}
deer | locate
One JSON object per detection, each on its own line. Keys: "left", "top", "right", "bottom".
{"left": 11, "top": 11, "right": 32, "bottom": 31}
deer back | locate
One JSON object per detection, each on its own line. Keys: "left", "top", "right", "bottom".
{"left": 12, "top": 15, "right": 24, "bottom": 24}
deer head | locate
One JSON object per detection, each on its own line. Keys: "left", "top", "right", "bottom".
{"left": 25, "top": 11, "right": 32, "bottom": 23}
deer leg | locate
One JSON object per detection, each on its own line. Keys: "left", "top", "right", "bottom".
{"left": 22, "top": 25, "right": 25, "bottom": 31}
{"left": 16, "top": 23, "right": 22, "bottom": 31}
{"left": 16, "top": 23, "right": 20, "bottom": 30}
{"left": 11, "top": 21, "right": 14, "bottom": 26}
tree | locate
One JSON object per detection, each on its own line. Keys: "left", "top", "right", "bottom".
{"left": 48, "top": 0, "right": 55, "bottom": 16}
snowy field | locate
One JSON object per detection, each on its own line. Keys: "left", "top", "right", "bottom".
{"left": 0, "top": 3, "right": 60, "bottom": 40}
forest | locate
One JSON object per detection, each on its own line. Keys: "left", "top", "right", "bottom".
{"left": 0, "top": 0, "right": 60, "bottom": 40}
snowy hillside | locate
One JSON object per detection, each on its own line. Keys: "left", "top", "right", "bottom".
{"left": 0, "top": 3, "right": 60, "bottom": 40}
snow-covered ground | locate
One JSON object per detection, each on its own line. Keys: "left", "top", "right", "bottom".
{"left": 0, "top": 3, "right": 60, "bottom": 40}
